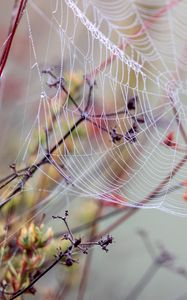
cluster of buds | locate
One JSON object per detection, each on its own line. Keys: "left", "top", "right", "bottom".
{"left": 0, "top": 211, "right": 113, "bottom": 298}
{"left": 17, "top": 222, "right": 53, "bottom": 252}
{"left": 0, "top": 222, "right": 54, "bottom": 296}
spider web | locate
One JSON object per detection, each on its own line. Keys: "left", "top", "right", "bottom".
{"left": 2, "top": 0, "right": 187, "bottom": 219}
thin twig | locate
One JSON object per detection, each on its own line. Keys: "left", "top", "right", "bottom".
{"left": 0, "top": 117, "right": 85, "bottom": 209}
{"left": 9, "top": 212, "right": 112, "bottom": 300}
{"left": 125, "top": 262, "right": 159, "bottom": 300}
{"left": 77, "top": 203, "right": 103, "bottom": 300}
{"left": 0, "top": 0, "right": 28, "bottom": 77}
{"left": 0, "top": 90, "right": 140, "bottom": 208}
{"left": 9, "top": 251, "right": 66, "bottom": 300}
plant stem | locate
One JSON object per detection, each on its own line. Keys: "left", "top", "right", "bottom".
{"left": 77, "top": 203, "right": 103, "bottom": 300}
{"left": 0, "top": 116, "right": 85, "bottom": 209}
{"left": 0, "top": 0, "right": 28, "bottom": 77}
{"left": 9, "top": 251, "right": 66, "bottom": 300}
{"left": 125, "top": 262, "right": 159, "bottom": 300}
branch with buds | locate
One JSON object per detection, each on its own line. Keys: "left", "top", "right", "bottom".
{"left": 7, "top": 211, "right": 113, "bottom": 300}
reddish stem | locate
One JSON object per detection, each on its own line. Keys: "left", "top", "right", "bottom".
{"left": 0, "top": 0, "right": 28, "bottom": 77}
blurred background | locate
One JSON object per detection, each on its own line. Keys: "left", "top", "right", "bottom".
{"left": 1, "top": 1, "right": 187, "bottom": 300}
